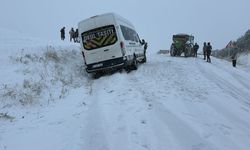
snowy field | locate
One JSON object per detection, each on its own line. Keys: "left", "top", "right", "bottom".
{"left": 1, "top": 28, "right": 250, "bottom": 150}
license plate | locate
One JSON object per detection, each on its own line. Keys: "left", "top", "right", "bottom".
{"left": 92, "top": 63, "right": 103, "bottom": 68}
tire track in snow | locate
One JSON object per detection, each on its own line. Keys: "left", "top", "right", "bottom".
{"left": 131, "top": 56, "right": 250, "bottom": 150}
{"left": 131, "top": 91, "right": 217, "bottom": 150}
{"left": 213, "top": 64, "right": 250, "bottom": 90}
{"left": 152, "top": 100, "right": 218, "bottom": 150}
{"left": 196, "top": 63, "right": 250, "bottom": 132}
{"left": 197, "top": 62, "right": 250, "bottom": 107}
{"left": 80, "top": 85, "right": 110, "bottom": 150}
{"left": 128, "top": 58, "right": 219, "bottom": 150}
{"left": 80, "top": 74, "right": 146, "bottom": 150}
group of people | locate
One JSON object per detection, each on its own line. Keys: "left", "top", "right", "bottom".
{"left": 194, "top": 42, "right": 236, "bottom": 67}
{"left": 60, "top": 27, "right": 79, "bottom": 43}
{"left": 202, "top": 42, "right": 212, "bottom": 63}
{"left": 191, "top": 42, "right": 212, "bottom": 63}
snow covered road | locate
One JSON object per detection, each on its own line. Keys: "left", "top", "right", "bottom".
{"left": 78, "top": 54, "right": 250, "bottom": 150}
{"left": 1, "top": 37, "right": 250, "bottom": 150}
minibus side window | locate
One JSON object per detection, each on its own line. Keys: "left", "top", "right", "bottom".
{"left": 120, "top": 25, "right": 138, "bottom": 42}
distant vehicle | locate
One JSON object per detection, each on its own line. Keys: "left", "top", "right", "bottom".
{"left": 170, "top": 34, "right": 194, "bottom": 57}
{"left": 78, "top": 13, "right": 146, "bottom": 75}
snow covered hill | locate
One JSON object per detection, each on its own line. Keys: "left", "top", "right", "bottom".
{"left": 1, "top": 28, "right": 250, "bottom": 150}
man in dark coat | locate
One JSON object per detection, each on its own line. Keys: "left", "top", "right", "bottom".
{"left": 144, "top": 42, "right": 148, "bottom": 52}
{"left": 60, "top": 27, "right": 65, "bottom": 40}
{"left": 74, "top": 29, "right": 79, "bottom": 43}
{"left": 206, "top": 42, "right": 212, "bottom": 63}
{"left": 69, "top": 28, "right": 75, "bottom": 42}
{"left": 203, "top": 42, "right": 207, "bottom": 60}
{"left": 232, "top": 53, "right": 237, "bottom": 67}
{"left": 193, "top": 43, "right": 199, "bottom": 57}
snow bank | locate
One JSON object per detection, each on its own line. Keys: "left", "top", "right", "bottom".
{"left": 0, "top": 27, "right": 86, "bottom": 108}
{"left": 237, "top": 52, "right": 250, "bottom": 67}
{"left": 0, "top": 46, "right": 86, "bottom": 107}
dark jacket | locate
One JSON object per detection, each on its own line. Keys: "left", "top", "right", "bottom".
{"left": 75, "top": 29, "right": 79, "bottom": 38}
{"left": 144, "top": 42, "right": 148, "bottom": 50}
{"left": 60, "top": 28, "right": 65, "bottom": 35}
{"left": 203, "top": 45, "right": 207, "bottom": 53}
{"left": 194, "top": 44, "right": 199, "bottom": 51}
{"left": 206, "top": 45, "right": 212, "bottom": 55}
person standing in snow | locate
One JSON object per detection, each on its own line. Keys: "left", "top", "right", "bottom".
{"left": 193, "top": 43, "right": 199, "bottom": 57}
{"left": 203, "top": 42, "right": 207, "bottom": 60}
{"left": 74, "top": 29, "right": 79, "bottom": 43}
{"left": 69, "top": 28, "right": 75, "bottom": 42}
{"left": 60, "top": 27, "right": 65, "bottom": 40}
{"left": 144, "top": 42, "right": 148, "bottom": 52}
{"left": 143, "top": 41, "right": 148, "bottom": 60}
{"left": 231, "top": 53, "right": 237, "bottom": 67}
{"left": 206, "top": 42, "right": 212, "bottom": 63}
{"left": 140, "top": 39, "right": 148, "bottom": 57}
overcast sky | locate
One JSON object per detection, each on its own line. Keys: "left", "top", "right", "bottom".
{"left": 1, "top": 0, "right": 250, "bottom": 51}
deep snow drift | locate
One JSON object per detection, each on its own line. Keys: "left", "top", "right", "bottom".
{"left": 1, "top": 28, "right": 250, "bottom": 150}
